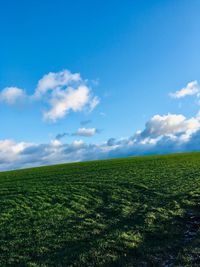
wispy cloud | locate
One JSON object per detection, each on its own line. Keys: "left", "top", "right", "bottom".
{"left": 0, "top": 87, "right": 27, "bottom": 105}
{"left": 55, "top": 133, "right": 69, "bottom": 140}
{"left": 80, "top": 119, "right": 92, "bottom": 126}
{"left": 55, "top": 127, "right": 101, "bottom": 140}
{"left": 170, "top": 80, "right": 199, "bottom": 98}
{"left": 88, "top": 96, "right": 100, "bottom": 112}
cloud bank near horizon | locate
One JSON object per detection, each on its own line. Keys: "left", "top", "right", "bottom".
{"left": 1, "top": 112, "right": 200, "bottom": 171}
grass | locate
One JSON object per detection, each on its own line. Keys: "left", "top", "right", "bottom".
{"left": 0, "top": 152, "right": 200, "bottom": 266}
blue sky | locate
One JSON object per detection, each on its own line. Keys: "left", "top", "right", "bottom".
{"left": 1, "top": 0, "right": 200, "bottom": 170}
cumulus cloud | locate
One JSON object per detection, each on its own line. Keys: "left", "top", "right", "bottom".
{"left": 43, "top": 85, "right": 93, "bottom": 122}
{"left": 2, "top": 112, "right": 200, "bottom": 172}
{"left": 170, "top": 80, "right": 199, "bottom": 98}
{"left": 34, "top": 70, "right": 99, "bottom": 121}
{"left": 34, "top": 70, "right": 81, "bottom": 98}
{"left": 0, "top": 87, "right": 26, "bottom": 104}
{"left": 140, "top": 114, "right": 200, "bottom": 139}
{"left": 0, "top": 139, "right": 31, "bottom": 170}
{"left": 0, "top": 69, "right": 100, "bottom": 122}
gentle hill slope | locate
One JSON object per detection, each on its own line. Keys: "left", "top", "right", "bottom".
{"left": 0, "top": 153, "right": 200, "bottom": 266}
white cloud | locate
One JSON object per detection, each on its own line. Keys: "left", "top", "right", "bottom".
{"left": 43, "top": 85, "right": 95, "bottom": 122}
{"left": 0, "top": 69, "right": 99, "bottom": 122}
{"left": 50, "top": 139, "right": 62, "bottom": 146}
{"left": 170, "top": 80, "right": 199, "bottom": 98}
{"left": 0, "top": 139, "right": 31, "bottom": 170}
{"left": 88, "top": 96, "right": 100, "bottom": 112}
{"left": 43, "top": 85, "right": 89, "bottom": 121}
{"left": 36, "top": 70, "right": 100, "bottom": 121}
{"left": 72, "top": 139, "right": 85, "bottom": 147}
{"left": 0, "top": 87, "right": 26, "bottom": 104}
{"left": 75, "top": 127, "right": 97, "bottom": 137}
{"left": 34, "top": 70, "right": 81, "bottom": 98}
{"left": 140, "top": 114, "right": 200, "bottom": 138}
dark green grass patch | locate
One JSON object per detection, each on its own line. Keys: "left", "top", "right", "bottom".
{"left": 0, "top": 153, "right": 200, "bottom": 266}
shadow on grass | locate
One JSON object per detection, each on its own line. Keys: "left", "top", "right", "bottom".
{"left": 29, "top": 185, "right": 200, "bottom": 267}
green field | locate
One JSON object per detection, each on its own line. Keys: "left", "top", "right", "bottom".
{"left": 0, "top": 152, "right": 200, "bottom": 266}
